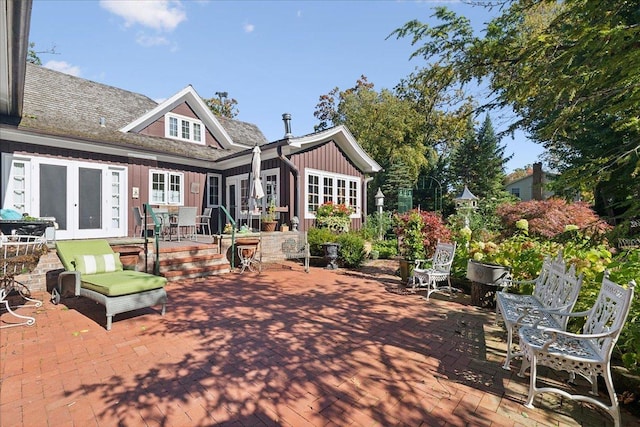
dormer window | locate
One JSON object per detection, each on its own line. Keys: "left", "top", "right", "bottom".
{"left": 165, "top": 113, "right": 204, "bottom": 144}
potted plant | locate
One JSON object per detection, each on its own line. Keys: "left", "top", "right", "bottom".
{"left": 261, "top": 199, "right": 278, "bottom": 232}
{"left": 393, "top": 209, "right": 451, "bottom": 283}
{"left": 394, "top": 210, "right": 426, "bottom": 282}
{"left": 315, "top": 201, "right": 353, "bottom": 232}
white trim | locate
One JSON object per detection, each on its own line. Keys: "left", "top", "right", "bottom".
{"left": 304, "top": 168, "right": 361, "bottom": 219}
{"left": 1, "top": 154, "right": 128, "bottom": 239}
{"left": 149, "top": 169, "right": 185, "bottom": 206}
{"left": 164, "top": 112, "right": 205, "bottom": 144}
{"left": 215, "top": 126, "right": 382, "bottom": 174}
{"left": 225, "top": 173, "right": 250, "bottom": 221}
{"left": 119, "top": 85, "right": 246, "bottom": 149}
{"left": 206, "top": 173, "right": 222, "bottom": 207}
{"left": 290, "top": 125, "right": 381, "bottom": 173}
{"left": 0, "top": 125, "right": 214, "bottom": 169}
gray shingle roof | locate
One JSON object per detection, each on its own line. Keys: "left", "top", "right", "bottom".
{"left": 17, "top": 63, "right": 267, "bottom": 161}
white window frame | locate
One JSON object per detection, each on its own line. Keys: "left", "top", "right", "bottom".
{"left": 164, "top": 113, "right": 204, "bottom": 144}
{"left": 206, "top": 173, "right": 222, "bottom": 207}
{"left": 304, "top": 168, "right": 361, "bottom": 219}
{"left": 149, "top": 170, "right": 184, "bottom": 206}
{"left": 226, "top": 173, "right": 249, "bottom": 220}
{"left": 1, "top": 155, "right": 31, "bottom": 214}
{"left": 261, "top": 168, "right": 279, "bottom": 210}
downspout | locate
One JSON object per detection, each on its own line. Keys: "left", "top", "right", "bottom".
{"left": 278, "top": 144, "right": 299, "bottom": 219}
{"left": 364, "top": 176, "right": 374, "bottom": 220}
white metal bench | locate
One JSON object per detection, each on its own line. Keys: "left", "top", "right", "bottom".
{"left": 411, "top": 241, "right": 457, "bottom": 300}
{"left": 496, "top": 251, "right": 583, "bottom": 370}
{"left": 518, "top": 272, "right": 635, "bottom": 427}
{"left": 282, "top": 233, "right": 310, "bottom": 273}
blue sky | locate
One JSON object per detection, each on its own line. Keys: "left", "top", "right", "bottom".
{"left": 28, "top": 0, "right": 544, "bottom": 172}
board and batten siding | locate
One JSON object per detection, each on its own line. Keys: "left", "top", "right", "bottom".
{"left": 136, "top": 102, "right": 222, "bottom": 148}
{"left": 290, "top": 140, "right": 365, "bottom": 231}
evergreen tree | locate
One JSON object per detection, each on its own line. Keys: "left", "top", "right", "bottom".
{"left": 449, "top": 115, "right": 510, "bottom": 200}
{"left": 381, "top": 159, "right": 414, "bottom": 212}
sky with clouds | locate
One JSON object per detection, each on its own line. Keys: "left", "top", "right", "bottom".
{"left": 28, "top": 0, "right": 544, "bottom": 172}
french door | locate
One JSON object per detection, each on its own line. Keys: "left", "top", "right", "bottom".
{"left": 2, "top": 155, "right": 127, "bottom": 239}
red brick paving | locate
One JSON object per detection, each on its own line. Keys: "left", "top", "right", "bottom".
{"left": 1, "top": 261, "right": 638, "bottom": 426}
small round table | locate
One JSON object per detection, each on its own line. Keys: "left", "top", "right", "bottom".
{"left": 236, "top": 238, "right": 261, "bottom": 273}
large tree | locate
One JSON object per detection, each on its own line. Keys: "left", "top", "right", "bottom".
{"left": 449, "top": 115, "right": 510, "bottom": 198}
{"left": 314, "top": 76, "right": 429, "bottom": 195}
{"left": 203, "top": 94, "right": 239, "bottom": 119}
{"left": 391, "top": 1, "right": 640, "bottom": 220}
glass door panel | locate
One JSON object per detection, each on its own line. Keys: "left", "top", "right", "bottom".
{"left": 40, "top": 164, "right": 68, "bottom": 230}
{"left": 78, "top": 168, "right": 102, "bottom": 230}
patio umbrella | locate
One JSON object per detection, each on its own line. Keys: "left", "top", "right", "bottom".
{"left": 250, "top": 145, "right": 265, "bottom": 200}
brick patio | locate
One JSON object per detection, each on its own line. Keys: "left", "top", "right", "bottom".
{"left": 1, "top": 261, "right": 638, "bottom": 426}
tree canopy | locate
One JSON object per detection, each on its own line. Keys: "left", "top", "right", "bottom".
{"left": 203, "top": 94, "right": 239, "bottom": 119}
{"left": 391, "top": 0, "right": 640, "bottom": 220}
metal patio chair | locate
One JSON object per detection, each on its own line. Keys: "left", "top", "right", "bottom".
{"left": 518, "top": 272, "right": 635, "bottom": 427}
{"left": 411, "top": 241, "right": 457, "bottom": 300}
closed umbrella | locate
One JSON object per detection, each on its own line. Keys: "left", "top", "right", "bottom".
{"left": 250, "top": 145, "right": 265, "bottom": 200}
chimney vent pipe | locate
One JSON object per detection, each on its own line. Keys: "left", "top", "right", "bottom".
{"left": 282, "top": 113, "right": 292, "bottom": 138}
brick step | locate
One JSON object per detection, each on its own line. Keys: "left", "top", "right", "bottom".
{"left": 162, "top": 263, "right": 231, "bottom": 280}
{"left": 158, "top": 252, "right": 224, "bottom": 265}
{"left": 157, "top": 247, "right": 230, "bottom": 280}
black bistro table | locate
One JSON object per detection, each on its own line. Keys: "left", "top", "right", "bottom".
{"left": 0, "top": 220, "right": 54, "bottom": 236}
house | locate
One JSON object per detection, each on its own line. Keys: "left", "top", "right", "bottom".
{"left": 0, "top": 3, "right": 381, "bottom": 239}
{"left": 1, "top": 63, "right": 381, "bottom": 239}
{"left": 504, "top": 163, "right": 555, "bottom": 201}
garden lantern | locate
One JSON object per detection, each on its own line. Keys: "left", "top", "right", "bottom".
{"left": 375, "top": 188, "right": 385, "bottom": 240}
{"left": 454, "top": 185, "right": 478, "bottom": 227}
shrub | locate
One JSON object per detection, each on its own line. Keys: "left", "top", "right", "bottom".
{"left": 336, "top": 233, "right": 366, "bottom": 268}
{"left": 496, "top": 199, "right": 610, "bottom": 239}
{"left": 372, "top": 239, "right": 398, "bottom": 259}
{"left": 361, "top": 212, "right": 393, "bottom": 241}
{"left": 307, "top": 227, "right": 336, "bottom": 256}
{"left": 393, "top": 209, "right": 451, "bottom": 261}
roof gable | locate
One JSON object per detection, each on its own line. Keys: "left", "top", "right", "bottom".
{"left": 288, "top": 125, "right": 382, "bottom": 173}
{"left": 120, "top": 85, "right": 250, "bottom": 149}
{"left": 216, "top": 125, "right": 382, "bottom": 174}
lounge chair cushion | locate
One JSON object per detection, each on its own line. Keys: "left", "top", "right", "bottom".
{"left": 74, "top": 253, "right": 123, "bottom": 275}
{"left": 80, "top": 270, "right": 166, "bottom": 296}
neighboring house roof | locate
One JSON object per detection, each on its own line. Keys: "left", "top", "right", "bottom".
{"left": 4, "top": 63, "right": 267, "bottom": 167}
{"left": 505, "top": 171, "right": 555, "bottom": 187}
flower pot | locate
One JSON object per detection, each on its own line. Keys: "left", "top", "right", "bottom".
{"left": 399, "top": 259, "right": 414, "bottom": 283}
{"left": 261, "top": 221, "right": 277, "bottom": 232}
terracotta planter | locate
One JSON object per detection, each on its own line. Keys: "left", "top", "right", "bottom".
{"left": 261, "top": 221, "right": 277, "bottom": 232}
{"left": 399, "top": 259, "right": 414, "bottom": 283}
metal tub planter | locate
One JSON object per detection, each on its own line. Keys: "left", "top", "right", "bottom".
{"left": 466, "top": 259, "right": 511, "bottom": 307}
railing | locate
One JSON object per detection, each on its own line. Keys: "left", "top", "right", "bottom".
{"left": 213, "top": 205, "right": 237, "bottom": 269}
{"left": 143, "top": 203, "right": 162, "bottom": 275}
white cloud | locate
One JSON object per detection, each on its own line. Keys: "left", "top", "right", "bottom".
{"left": 243, "top": 22, "right": 255, "bottom": 33}
{"left": 44, "top": 60, "right": 81, "bottom": 76}
{"left": 100, "top": 0, "right": 186, "bottom": 32}
{"left": 136, "top": 33, "right": 170, "bottom": 47}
